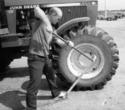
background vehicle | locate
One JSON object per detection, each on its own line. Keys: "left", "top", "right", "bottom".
{"left": 0, "top": 0, "right": 119, "bottom": 90}
{"left": 97, "top": 11, "right": 118, "bottom": 21}
{"left": 97, "top": 14, "right": 105, "bottom": 20}
{"left": 115, "top": 12, "right": 125, "bottom": 19}
{"left": 106, "top": 12, "right": 117, "bottom": 21}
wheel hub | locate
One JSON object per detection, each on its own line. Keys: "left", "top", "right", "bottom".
{"left": 67, "top": 43, "right": 104, "bottom": 79}
{"left": 78, "top": 53, "right": 95, "bottom": 68}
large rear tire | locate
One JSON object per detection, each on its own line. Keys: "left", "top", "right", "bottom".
{"left": 56, "top": 26, "right": 119, "bottom": 90}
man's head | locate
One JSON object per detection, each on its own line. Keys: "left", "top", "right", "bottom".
{"left": 48, "top": 7, "right": 63, "bottom": 25}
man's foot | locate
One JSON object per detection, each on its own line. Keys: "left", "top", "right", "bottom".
{"left": 54, "top": 91, "right": 67, "bottom": 100}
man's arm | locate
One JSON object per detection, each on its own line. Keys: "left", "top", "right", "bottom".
{"left": 34, "top": 7, "right": 51, "bottom": 26}
{"left": 53, "top": 31, "right": 74, "bottom": 47}
{"left": 55, "top": 37, "right": 74, "bottom": 47}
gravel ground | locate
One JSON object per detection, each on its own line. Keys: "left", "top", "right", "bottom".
{"left": 0, "top": 18, "right": 125, "bottom": 110}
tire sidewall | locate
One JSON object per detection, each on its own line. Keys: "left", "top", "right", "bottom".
{"left": 59, "top": 34, "right": 113, "bottom": 86}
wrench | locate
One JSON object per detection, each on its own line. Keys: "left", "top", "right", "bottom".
{"left": 52, "top": 32, "right": 93, "bottom": 62}
{"left": 54, "top": 69, "right": 90, "bottom": 100}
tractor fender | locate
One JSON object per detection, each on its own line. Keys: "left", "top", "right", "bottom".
{"left": 57, "top": 17, "right": 90, "bottom": 35}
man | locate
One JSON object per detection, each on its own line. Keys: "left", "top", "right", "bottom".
{"left": 26, "top": 7, "right": 73, "bottom": 110}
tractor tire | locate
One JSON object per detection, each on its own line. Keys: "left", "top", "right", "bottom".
{"left": 57, "top": 26, "right": 119, "bottom": 90}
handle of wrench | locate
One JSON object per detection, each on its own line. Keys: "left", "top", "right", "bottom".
{"left": 52, "top": 32, "right": 93, "bottom": 62}
{"left": 66, "top": 70, "right": 89, "bottom": 95}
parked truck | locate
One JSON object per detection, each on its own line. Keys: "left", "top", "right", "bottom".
{"left": 0, "top": 0, "right": 119, "bottom": 90}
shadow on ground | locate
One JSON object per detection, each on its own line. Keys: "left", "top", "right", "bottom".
{"left": 0, "top": 67, "right": 53, "bottom": 110}
{"left": 0, "top": 90, "right": 52, "bottom": 110}
{"left": 0, "top": 67, "right": 88, "bottom": 110}
{"left": 0, "top": 91, "right": 26, "bottom": 110}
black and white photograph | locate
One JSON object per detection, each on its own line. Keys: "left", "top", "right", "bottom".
{"left": 0, "top": 0, "right": 124, "bottom": 110}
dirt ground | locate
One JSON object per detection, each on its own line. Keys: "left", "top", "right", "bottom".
{"left": 0, "top": 18, "right": 125, "bottom": 110}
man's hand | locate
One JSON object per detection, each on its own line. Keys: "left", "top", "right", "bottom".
{"left": 52, "top": 31, "right": 74, "bottom": 47}
{"left": 67, "top": 41, "right": 74, "bottom": 47}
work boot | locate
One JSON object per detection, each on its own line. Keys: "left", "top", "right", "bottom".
{"left": 26, "top": 93, "right": 37, "bottom": 110}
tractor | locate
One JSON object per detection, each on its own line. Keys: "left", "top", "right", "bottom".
{"left": 0, "top": 0, "right": 119, "bottom": 90}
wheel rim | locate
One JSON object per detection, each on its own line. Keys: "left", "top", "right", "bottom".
{"left": 67, "top": 43, "right": 105, "bottom": 79}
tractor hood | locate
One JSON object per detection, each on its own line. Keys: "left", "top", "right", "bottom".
{"left": 4, "top": 0, "right": 97, "bottom": 6}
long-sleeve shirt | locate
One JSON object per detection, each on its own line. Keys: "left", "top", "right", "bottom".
{"left": 29, "top": 7, "right": 53, "bottom": 57}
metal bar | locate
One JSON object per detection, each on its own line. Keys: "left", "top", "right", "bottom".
{"left": 66, "top": 71, "right": 88, "bottom": 96}
{"left": 52, "top": 32, "right": 93, "bottom": 62}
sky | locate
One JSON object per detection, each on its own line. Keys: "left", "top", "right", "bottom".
{"left": 98, "top": 0, "right": 125, "bottom": 10}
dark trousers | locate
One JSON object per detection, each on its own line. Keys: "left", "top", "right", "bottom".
{"left": 26, "top": 54, "right": 60, "bottom": 110}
